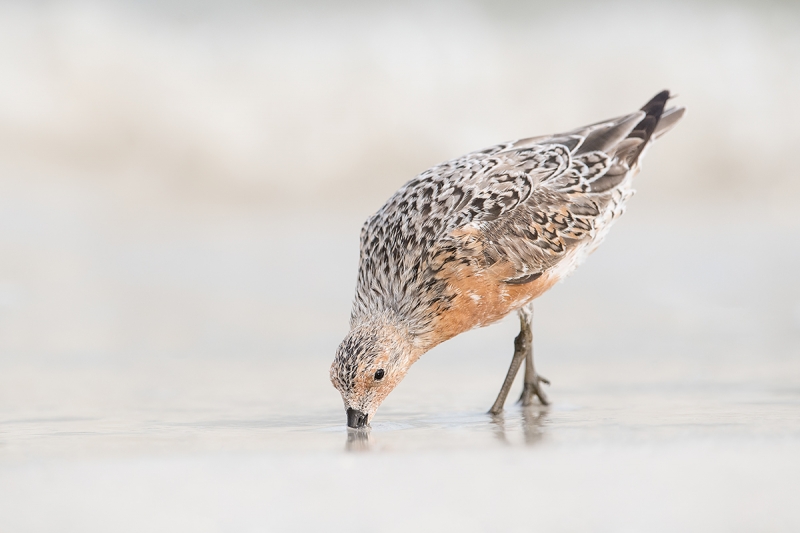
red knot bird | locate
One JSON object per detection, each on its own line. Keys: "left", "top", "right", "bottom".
{"left": 331, "top": 91, "right": 685, "bottom": 428}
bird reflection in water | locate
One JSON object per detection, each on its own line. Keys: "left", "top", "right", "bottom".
{"left": 345, "top": 428, "right": 373, "bottom": 452}
{"left": 491, "top": 406, "right": 548, "bottom": 445}
{"left": 344, "top": 407, "right": 548, "bottom": 451}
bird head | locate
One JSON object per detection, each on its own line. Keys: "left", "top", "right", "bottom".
{"left": 330, "top": 320, "right": 418, "bottom": 428}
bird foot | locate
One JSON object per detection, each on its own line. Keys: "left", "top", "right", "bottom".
{"left": 518, "top": 374, "right": 550, "bottom": 406}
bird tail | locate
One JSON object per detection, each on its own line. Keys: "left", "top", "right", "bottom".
{"left": 562, "top": 90, "right": 684, "bottom": 193}
{"left": 652, "top": 104, "right": 686, "bottom": 140}
{"left": 571, "top": 90, "right": 684, "bottom": 158}
{"left": 626, "top": 90, "right": 685, "bottom": 162}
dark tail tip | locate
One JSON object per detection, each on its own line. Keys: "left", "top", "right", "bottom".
{"left": 627, "top": 90, "right": 671, "bottom": 161}
{"left": 641, "top": 90, "right": 671, "bottom": 117}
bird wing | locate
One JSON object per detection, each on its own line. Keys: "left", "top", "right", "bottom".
{"left": 435, "top": 91, "right": 681, "bottom": 282}
{"left": 353, "top": 92, "right": 682, "bottom": 320}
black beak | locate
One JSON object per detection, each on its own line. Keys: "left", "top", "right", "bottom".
{"left": 346, "top": 408, "right": 369, "bottom": 428}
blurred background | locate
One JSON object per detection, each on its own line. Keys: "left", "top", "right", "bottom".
{"left": 0, "top": 0, "right": 799, "bottom": 531}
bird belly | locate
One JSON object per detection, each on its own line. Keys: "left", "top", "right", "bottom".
{"left": 426, "top": 266, "right": 559, "bottom": 348}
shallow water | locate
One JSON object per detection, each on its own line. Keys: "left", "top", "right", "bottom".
{"left": 2, "top": 354, "right": 799, "bottom": 531}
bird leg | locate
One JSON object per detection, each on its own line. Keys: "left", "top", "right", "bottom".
{"left": 488, "top": 304, "right": 549, "bottom": 415}
{"left": 489, "top": 305, "right": 532, "bottom": 414}
{"left": 518, "top": 305, "right": 550, "bottom": 407}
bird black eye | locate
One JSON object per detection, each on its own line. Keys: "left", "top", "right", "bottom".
{"left": 374, "top": 369, "right": 385, "bottom": 380}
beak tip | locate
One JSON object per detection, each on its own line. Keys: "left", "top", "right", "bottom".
{"left": 346, "top": 407, "right": 369, "bottom": 428}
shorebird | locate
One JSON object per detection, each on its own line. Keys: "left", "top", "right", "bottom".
{"left": 331, "top": 91, "right": 684, "bottom": 428}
